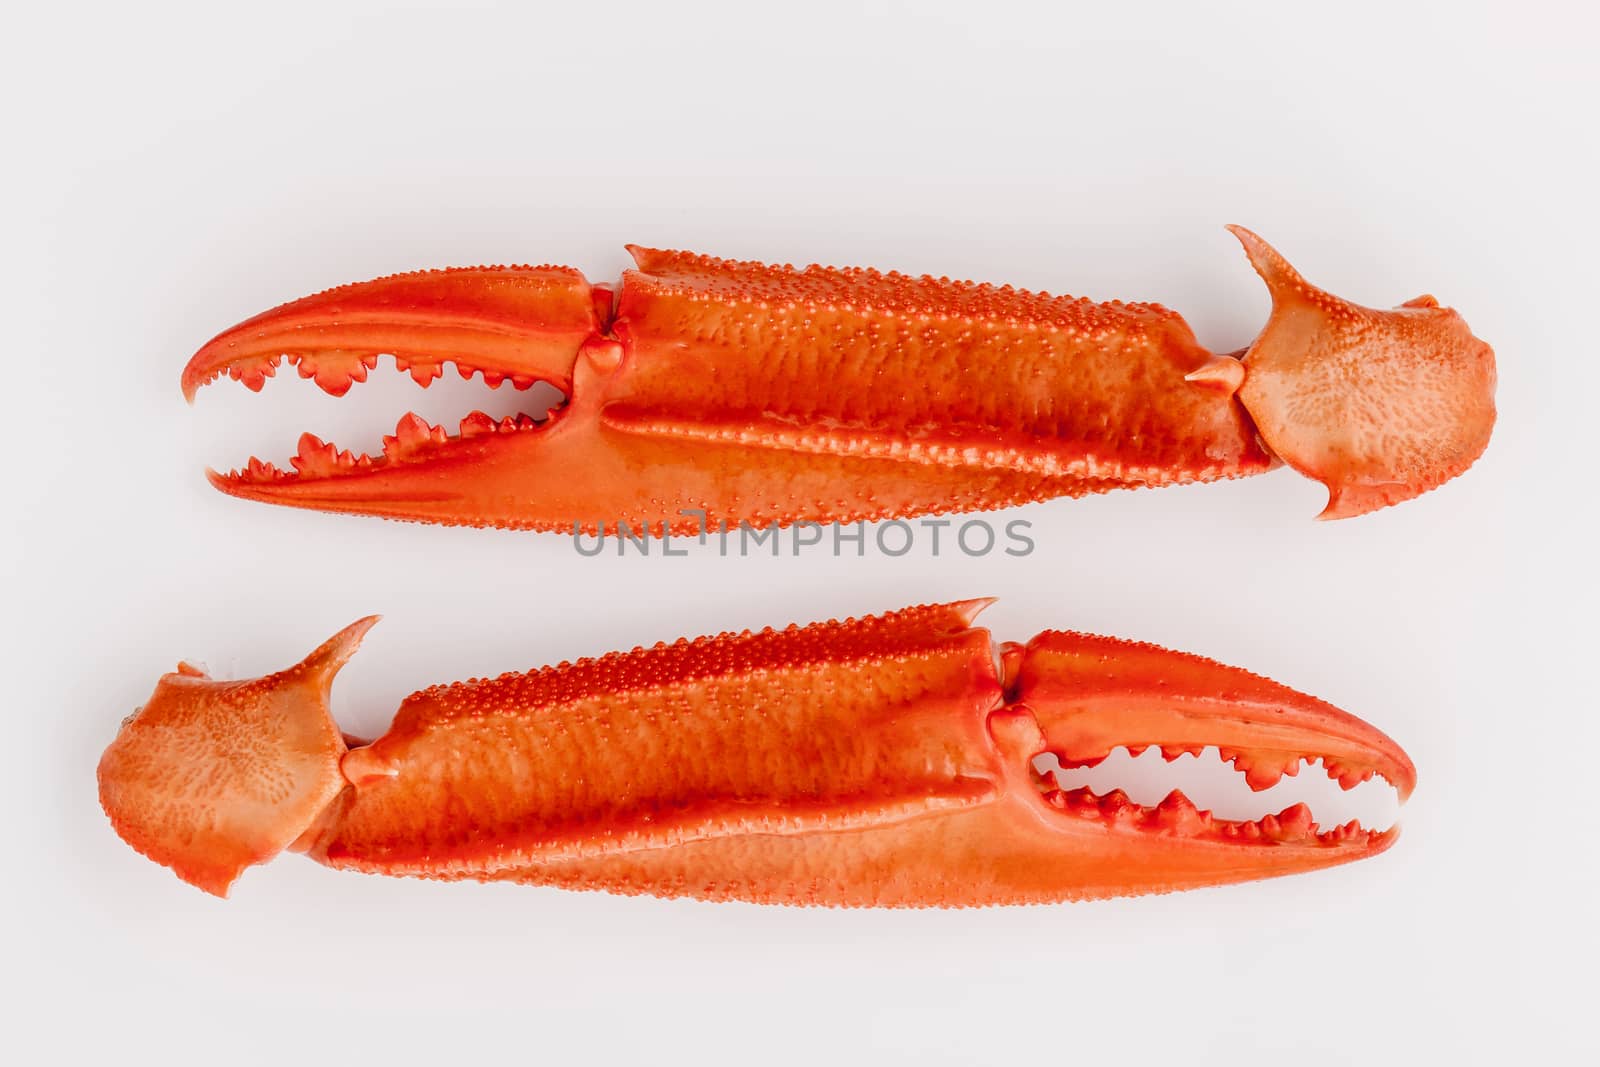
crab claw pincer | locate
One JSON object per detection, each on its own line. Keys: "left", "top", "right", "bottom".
{"left": 99, "top": 603, "right": 1414, "bottom": 904}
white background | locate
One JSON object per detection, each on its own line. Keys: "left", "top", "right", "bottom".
{"left": 5, "top": 1, "right": 1593, "bottom": 1061}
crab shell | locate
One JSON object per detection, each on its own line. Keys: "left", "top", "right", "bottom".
{"left": 99, "top": 604, "right": 1414, "bottom": 904}
{"left": 180, "top": 228, "right": 1495, "bottom": 530}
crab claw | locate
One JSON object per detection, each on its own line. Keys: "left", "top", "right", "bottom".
{"left": 186, "top": 245, "right": 1280, "bottom": 533}
{"left": 100, "top": 604, "right": 1413, "bottom": 905}
{"left": 186, "top": 265, "right": 640, "bottom": 530}
{"left": 1005, "top": 630, "right": 1415, "bottom": 897}
{"left": 184, "top": 234, "right": 1493, "bottom": 530}
{"left": 97, "top": 617, "right": 376, "bottom": 896}
{"left": 1227, "top": 226, "right": 1497, "bottom": 519}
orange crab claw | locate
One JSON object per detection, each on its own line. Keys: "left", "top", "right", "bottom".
{"left": 185, "top": 231, "right": 1494, "bottom": 531}
{"left": 1007, "top": 630, "right": 1414, "bottom": 897}
{"left": 100, "top": 603, "right": 1413, "bottom": 905}
{"left": 193, "top": 246, "right": 1271, "bottom": 532}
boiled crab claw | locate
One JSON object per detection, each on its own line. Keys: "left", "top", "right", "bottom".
{"left": 99, "top": 602, "right": 1414, "bottom": 903}
{"left": 182, "top": 228, "right": 1496, "bottom": 531}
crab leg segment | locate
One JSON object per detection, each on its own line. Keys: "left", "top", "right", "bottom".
{"left": 96, "top": 617, "right": 377, "bottom": 896}
{"left": 99, "top": 603, "right": 1414, "bottom": 904}
{"left": 183, "top": 230, "right": 1495, "bottom": 527}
